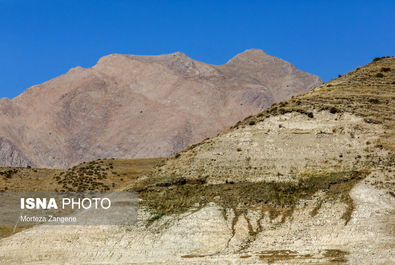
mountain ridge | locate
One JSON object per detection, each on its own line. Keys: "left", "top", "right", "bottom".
{"left": 0, "top": 50, "right": 321, "bottom": 168}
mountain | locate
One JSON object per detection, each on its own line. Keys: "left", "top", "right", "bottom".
{"left": 0, "top": 49, "right": 321, "bottom": 168}
{"left": 0, "top": 57, "right": 393, "bottom": 264}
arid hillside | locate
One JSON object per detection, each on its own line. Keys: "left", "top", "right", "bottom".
{"left": 0, "top": 58, "right": 393, "bottom": 264}
{"left": 0, "top": 49, "right": 321, "bottom": 168}
{"left": 0, "top": 158, "right": 162, "bottom": 240}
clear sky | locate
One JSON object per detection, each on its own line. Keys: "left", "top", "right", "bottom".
{"left": 1, "top": 0, "right": 394, "bottom": 99}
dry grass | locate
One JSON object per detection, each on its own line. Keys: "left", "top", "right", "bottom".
{"left": 0, "top": 158, "right": 163, "bottom": 192}
{"left": 235, "top": 57, "right": 395, "bottom": 151}
{"left": 54, "top": 158, "right": 164, "bottom": 192}
{"left": 0, "top": 226, "right": 31, "bottom": 241}
{"left": 0, "top": 157, "right": 163, "bottom": 239}
{"left": 0, "top": 167, "right": 62, "bottom": 192}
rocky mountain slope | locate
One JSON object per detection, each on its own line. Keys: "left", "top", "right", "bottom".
{"left": 0, "top": 58, "right": 393, "bottom": 264}
{"left": 0, "top": 49, "right": 321, "bottom": 168}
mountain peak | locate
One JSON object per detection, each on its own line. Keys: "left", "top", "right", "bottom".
{"left": 0, "top": 50, "right": 321, "bottom": 168}
{"left": 238, "top": 48, "right": 268, "bottom": 56}
{"left": 226, "top": 49, "right": 269, "bottom": 64}
{"left": 170, "top": 51, "right": 187, "bottom": 57}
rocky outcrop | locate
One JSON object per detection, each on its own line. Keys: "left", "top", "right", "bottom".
{"left": 0, "top": 49, "right": 321, "bottom": 168}
{"left": 0, "top": 181, "right": 392, "bottom": 264}
{"left": 0, "top": 137, "right": 34, "bottom": 167}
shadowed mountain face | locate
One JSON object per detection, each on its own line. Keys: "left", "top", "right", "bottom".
{"left": 0, "top": 49, "right": 321, "bottom": 168}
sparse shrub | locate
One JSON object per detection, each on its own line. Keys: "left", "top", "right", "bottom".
{"left": 236, "top": 147, "right": 242, "bottom": 152}
{"left": 148, "top": 214, "right": 163, "bottom": 223}
{"left": 368, "top": 98, "right": 380, "bottom": 104}
{"left": 329, "top": 107, "right": 339, "bottom": 114}
{"left": 372, "top": 56, "right": 390, "bottom": 62}
{"left": 249, "top": 120, "right": 256, "bottom": 126}
{"left": 380, "top": 67, "right": 391, "bottom": 72}
{"left": 375, "top": 73, "right": 384, "bottom": 78}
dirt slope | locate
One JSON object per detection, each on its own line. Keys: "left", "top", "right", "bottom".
{"left": 0, "top": 49, "right": 321, "bottom": 168}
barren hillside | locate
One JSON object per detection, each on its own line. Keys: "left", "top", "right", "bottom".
{"left": 0, "top": 58, "right": 393, "bottom": 264}
{"left": 0, "top": 158, "right": 162, "bottom": 240}
{"left": 0, "top": 49, "right": 321, "bottom": 168}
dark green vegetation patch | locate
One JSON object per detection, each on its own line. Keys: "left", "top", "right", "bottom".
{"left": 135, "top": 170, "right": 369, "bottom": 227}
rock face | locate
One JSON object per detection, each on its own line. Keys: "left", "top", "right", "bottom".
{"left": 0, "top": 182, "right": 392, "bottom": 264}
{"left": 0, "top": 49, "right": 321, "bottom": 168}
{"left": 0, "top": 137, "right": 33, "bottom": 167}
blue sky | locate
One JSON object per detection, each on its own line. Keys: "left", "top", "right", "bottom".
{"left": 0, "top": 0, "right": 394, "bottom": 99}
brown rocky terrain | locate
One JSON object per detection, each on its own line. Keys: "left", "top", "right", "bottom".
{"left": 0, "top": 58, "right": 393, "bottom": 264}
{"left": 0, "top": 49, "right": 321, "bottom": 168}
